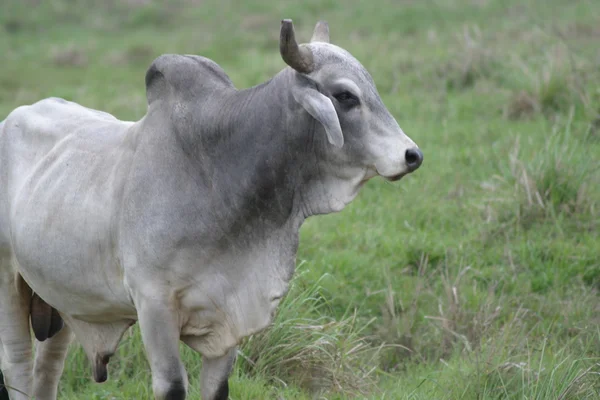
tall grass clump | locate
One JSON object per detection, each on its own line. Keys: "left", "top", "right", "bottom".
{"left": 490, "top": 111, "right": 599, "bottom": 230}
{"left": 236, "top": 264, "right": 382, "bottom": 397}
{"left": 376, "top": 264, "right": 600, "bottom": 399}
{"left": 479, "top": 342, "right": 600, "bottom": 399}
{"left": 373, "top": 254, "right": 507, "bottom": 372}
{"left": 438, "top": 25, "right": 496, "bottom": 91}
{"left": 505, "top": 46, "right": 598, "bottom": 120}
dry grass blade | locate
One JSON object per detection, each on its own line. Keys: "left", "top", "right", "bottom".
{"left": 236, "top": 269, "right": 383, "bottom": 397}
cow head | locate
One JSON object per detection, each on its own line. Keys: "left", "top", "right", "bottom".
{"left": 280, "top": 19, "right": 423, "bottom": 183}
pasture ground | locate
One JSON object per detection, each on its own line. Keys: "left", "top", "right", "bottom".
{"left": 1, "top": 0, "right": 599, "bottom": 398}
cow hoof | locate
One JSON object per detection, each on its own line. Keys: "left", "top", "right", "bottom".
{"left": 0, "top": 371, "right": 7, "bottom": 400}
{"left": 214, "top": 380, "right": 229, "bottom": 400}
{"left": 165, "top": 380, "right": 186, "bottom": 400}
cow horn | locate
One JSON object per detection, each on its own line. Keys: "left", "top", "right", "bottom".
{"left": 311, "top": 20, "right": 330, "bottom": 43}
{"left": 280, "top": 19, "right": 314, "bottom": 74}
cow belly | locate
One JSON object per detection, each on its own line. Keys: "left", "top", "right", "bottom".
{"left": 13, "top": 238, "right": 134, "bottom": 320}
{"left": 10, "top": 207, "right": 135, "bottom": 319}
{"left": 17, "top": 262, "right": 133, "bottom": 321}
{"left": 9, "top": 154, "right": 135, "bottom": 320}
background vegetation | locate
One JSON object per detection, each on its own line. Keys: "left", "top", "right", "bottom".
{"left": 1, "top": 0, "right": 599, "bottom": 398}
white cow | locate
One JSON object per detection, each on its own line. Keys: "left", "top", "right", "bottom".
{"left": 0, "top": 20, "right": 422, "bottom": 400}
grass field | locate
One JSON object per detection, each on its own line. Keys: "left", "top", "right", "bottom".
{"left": 1, "top": 0, "right": 599, "bottom": 399}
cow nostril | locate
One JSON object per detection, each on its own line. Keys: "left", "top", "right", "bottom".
{"left": 405, "top": 148, "right": 423, "bottom": 171}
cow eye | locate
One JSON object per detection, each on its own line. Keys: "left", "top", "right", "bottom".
{"left": 333, "top": 91, "right": 359, "bottom": 107}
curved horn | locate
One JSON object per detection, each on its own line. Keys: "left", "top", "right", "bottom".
{"left": 311, "top": 20, "right": 330, "bottom": 43}
{"left": 280, "top": 19, "right": 314, "bottom": 74}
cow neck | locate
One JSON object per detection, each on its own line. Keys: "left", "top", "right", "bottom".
{"left": 187, "top": 71, "right": 311, "bottom": 239}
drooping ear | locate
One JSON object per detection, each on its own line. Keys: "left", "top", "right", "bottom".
{"left": 292, "top": 84, "right": 343, "bottom": 148}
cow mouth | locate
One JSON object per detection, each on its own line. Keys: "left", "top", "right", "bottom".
{"left": 373, "top": 165, "right": 408, "bottom": 182}
{"left": 384, "top": 172, "right": 407, "bottom": 182}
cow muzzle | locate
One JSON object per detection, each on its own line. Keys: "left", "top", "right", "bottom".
{"left": 405, "top": 147, "right": 424, "bottom": 172}
{"left": 381, "top": 147, "right": 423, "bottom": 182}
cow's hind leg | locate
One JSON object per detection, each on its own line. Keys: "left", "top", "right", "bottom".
{"left": 32, "top": 323, "right": 73, "bottom": 400}
{"left": 0, "top": 259, "right": 33, "bottom": 400}
{"left": 0, "top": 370, "right": 8, "bottom": 400}
{"left": 200, "top": 347, "right": 236, "bottom": 400}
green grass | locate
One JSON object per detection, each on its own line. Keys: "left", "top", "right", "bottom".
{"left": 1, "top": 0, "right": 600, "bottom": 398}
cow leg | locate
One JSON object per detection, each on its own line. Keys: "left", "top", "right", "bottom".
{"left": 0, "top": 268, "right": 33, "bottom": 400}
{"left": 32, "top": 323, "right": 73, "bottom": 400}
{"left": 0, "top": 370, "right": 8, "bottom": 400}
{"left": 201, "top": 347, "right": 236, "bottom": 400}
{"left": 138, "top": 303, "right": 188, "bottom": 400}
